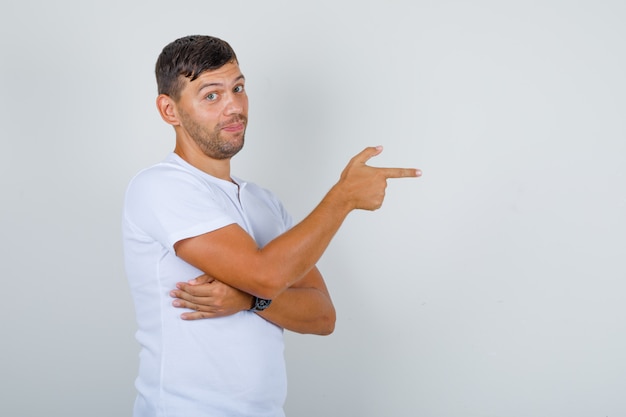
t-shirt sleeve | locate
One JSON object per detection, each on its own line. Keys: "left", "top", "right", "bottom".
{"left": 123, "top": 165, "right": 235, "bottom": 252}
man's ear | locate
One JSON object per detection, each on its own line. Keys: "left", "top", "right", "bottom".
{"left": 156, "top": 94, "right": 180, "bottom": 126}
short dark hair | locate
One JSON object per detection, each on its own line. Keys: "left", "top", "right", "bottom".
{"left": 155, "top": 35, "right": 238, "bottom": 100}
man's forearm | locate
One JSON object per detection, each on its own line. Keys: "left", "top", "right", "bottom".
{"left": 175, "top": 189, "right": 348, "bottom": 300}
{"left": 257, "top": 267, "right": 335, "bottom": 335}
{"left": 172, "top": 268, "right": 336, "bottom": 332}
{"left": 258, "top": 287, "right": 335, "bottom": 335}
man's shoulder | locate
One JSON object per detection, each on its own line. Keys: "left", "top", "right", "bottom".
{"left": 128, "top": 155, "right": 201, "bottom": 190}
{"left": 123, "top": 156, "right": 212, "bottom": 215}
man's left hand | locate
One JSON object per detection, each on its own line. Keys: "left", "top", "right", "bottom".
{"left": 170, "top": 274, "right": 253, "bottom": 320}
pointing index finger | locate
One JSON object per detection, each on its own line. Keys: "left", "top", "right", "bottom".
{"left": 379, "top": 167, "right": 422, "bottom": 179}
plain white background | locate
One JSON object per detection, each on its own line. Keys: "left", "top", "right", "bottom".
{"left": 1, "top": 1, "right": 625, "bottom": 416}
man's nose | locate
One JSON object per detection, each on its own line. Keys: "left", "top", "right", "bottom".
{"left": 224, "top": 93, "right": 245, "bottom": 115}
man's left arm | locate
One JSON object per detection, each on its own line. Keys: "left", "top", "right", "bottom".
{"left": 170, "top": 266, "right": 336, "bottom": 335}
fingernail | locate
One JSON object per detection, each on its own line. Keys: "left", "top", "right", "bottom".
{"left": 172, "top": 300, "right": 180, "bottom": 307}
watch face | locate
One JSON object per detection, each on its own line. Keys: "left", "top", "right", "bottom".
{"left": 255, "top": 298, "right": 272, "bottom": 310}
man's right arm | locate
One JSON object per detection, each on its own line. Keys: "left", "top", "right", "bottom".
{"left": 174, "top": 146, "right": 420, "bottom": 300}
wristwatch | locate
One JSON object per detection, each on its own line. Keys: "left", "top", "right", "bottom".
{"left": 250, "top": 296, "right": 272, "bottom": 312}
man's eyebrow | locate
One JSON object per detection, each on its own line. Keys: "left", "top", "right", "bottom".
{"left": 197, "top": 74, "right": 245, "bottom": 92}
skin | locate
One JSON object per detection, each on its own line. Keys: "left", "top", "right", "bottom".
{"left": 157, "top": 61, "right": 421, "bottom": 335}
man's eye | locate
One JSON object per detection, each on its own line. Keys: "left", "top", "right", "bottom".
{"left": 206, "top": 93, "right": 218, "bottom": 101}
{"left": 234, "top": 85, "right": 244, "bottom": 93}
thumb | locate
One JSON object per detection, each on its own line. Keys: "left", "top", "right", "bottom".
{"left": 188, "top": 274, "right": 214, "bottom": 285}
{"left": 350, "top": 145, "right": 384, "bottom": 165}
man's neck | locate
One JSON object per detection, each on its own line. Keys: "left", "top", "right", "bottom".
{"left": 174, "top": 146, "right": 233, "bottom": 182}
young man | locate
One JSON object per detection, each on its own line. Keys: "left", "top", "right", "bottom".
{"left": 123, "top": 35, "right": 420, "bottom": 417}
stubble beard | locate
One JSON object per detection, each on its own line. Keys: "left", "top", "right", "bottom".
{"left": 182, "top": 112, "right": 247, "bottom": 160}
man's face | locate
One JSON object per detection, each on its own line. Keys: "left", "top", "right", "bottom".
{"left": 174, "top": 61, "right": 249, "bottom": 160}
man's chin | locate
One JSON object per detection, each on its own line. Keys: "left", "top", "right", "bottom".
{"left": 208, "top": 141, "right": 244, "bottom": 160}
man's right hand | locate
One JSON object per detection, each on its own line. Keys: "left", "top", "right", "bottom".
{"left": 334, "top": 146, "right": 421, "bottom": 211}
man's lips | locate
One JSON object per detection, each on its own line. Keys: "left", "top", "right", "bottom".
{"left": 220, "top": 117, "right": 246, "bottom": 132}
{"left": 221, "top": 122, "right": 245, "bottom": 133}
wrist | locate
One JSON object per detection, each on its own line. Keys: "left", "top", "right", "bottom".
{"left": 323, "top": 184, "right": 354, "bottom": 214}
{"left": 249, "top": 296, "right": 272, "bottom": 312}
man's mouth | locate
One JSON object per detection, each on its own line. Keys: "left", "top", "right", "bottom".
{"left": 221, "top": 122, "right": 245, "bottom": 133}
{"left": 220, "top": 117, "right": 246, "bottom": 133}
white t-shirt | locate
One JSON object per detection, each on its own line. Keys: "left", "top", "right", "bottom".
{"left": 122, "top": 153, "right": 293, "bottom": 417}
